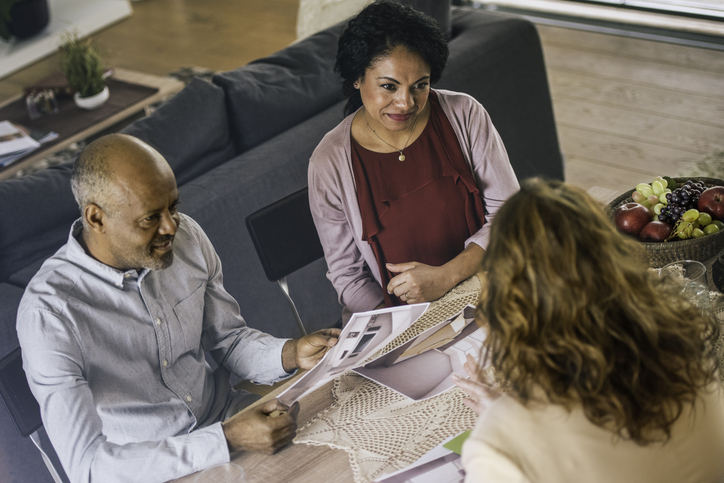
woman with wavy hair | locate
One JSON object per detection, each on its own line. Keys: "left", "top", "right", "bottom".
{"left": 454, "top": 178, "right": 724, "bottom": 482}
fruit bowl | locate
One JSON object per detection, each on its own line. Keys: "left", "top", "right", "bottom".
{"left": 606, "top": 177, "right": 724, "bottom": 268}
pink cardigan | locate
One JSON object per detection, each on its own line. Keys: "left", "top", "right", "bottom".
{"left": 308, "top": 89, "right": 519, "bottom": 315}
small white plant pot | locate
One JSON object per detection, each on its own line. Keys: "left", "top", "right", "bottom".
{"left": 74, "top": 86, "right": 109, "bottom": 110}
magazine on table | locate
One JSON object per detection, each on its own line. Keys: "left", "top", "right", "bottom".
{"left": 276, "top": 303, "right": 430, "bottom": 406}
{"left": 353, "top": 304, "right": 486, "bottom": 401}
{"left": 0, "top": 120, "right": 58, "bottom": 167}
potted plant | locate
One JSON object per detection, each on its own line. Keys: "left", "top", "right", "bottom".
{"left": 0, "top": 0, "right": 50, "bottom": 41}
{"left": 60, "top": 31, "right": 109, "bottom": 110}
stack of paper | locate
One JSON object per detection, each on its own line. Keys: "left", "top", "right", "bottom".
{"left": 0, "top": 120, "right": 58, "bottom": 168}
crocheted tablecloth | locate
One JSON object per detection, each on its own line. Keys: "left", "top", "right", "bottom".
{"left": 294, "top": 276, "right": 483, "bottom": 483}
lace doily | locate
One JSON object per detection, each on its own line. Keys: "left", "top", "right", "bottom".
{"left": 294, "top": 275, "right": 483, "bottom": 483}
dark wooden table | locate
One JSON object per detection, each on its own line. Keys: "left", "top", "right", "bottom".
{"left": 0, "top": 69, "right": 183, "bottom": 180}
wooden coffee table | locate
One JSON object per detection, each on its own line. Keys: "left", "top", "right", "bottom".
{"left": 0, "top": 68, "right": 184, "bottom": 181}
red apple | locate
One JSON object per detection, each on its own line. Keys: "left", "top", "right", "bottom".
{"left": 638, "top": 220, "right": 672, "bottom": 242}
{"left": 698, "top": 186, "right": 724, "bottom": 221}
{"left": 614, "top": 202, "right": 652, "bottom": 237}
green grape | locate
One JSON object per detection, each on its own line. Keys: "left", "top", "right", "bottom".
{"left": 647, "top": 194, "right": 659, "bottom": 205}
{"left": 632, "top": 191, "right": 645, "bottom": 203}
{"left": 704, "top": 224, "right": 720, "bottom": 235}
{"left": 659, "top": 192, "right": 668, "bottom": 204}
{"left": 693, "top": 228, "right": 705, "bottom": 238}
{"left": 677, "top": 229, "right": 689, "bottom": 239}
{"left": 640, "top": 186, "right": 654, "bottom": 198}
{"left": 686, "top": 225, "right": 694, "bottom": 237}
{"left": 652, "top": 180, "right": 665, "bottom": 196}
{"left": 712, "top": 220, "right": 724, "bottom": 230}
{"left": 640, "top": 199, "right": 652, "bottom": 209}
{"left": 682, "top": 209, "right": 700, "bottom": 222}
{"left": 697, "top": 212, "right": 713, "bottom": 226}
{"left": 653, "top": 203, "right": 664, "bottom": 215}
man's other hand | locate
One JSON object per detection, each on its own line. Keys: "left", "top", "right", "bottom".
{"left": 222, "top": 399, "right": 299, "bottom": 454}
{"left": 282, "top": 328, "right": 341, "bottom": 372}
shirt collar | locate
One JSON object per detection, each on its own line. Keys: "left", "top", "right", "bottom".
{"left": 65, "top": 219, "right": 147, "bottom": 289}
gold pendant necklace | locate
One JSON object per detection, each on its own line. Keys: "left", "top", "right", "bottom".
{"left": 362, "top": 107, "right": 419, "bottom": 162}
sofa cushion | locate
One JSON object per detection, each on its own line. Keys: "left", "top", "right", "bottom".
{"left": 120, "top": 78, "right": 237, "bottom": 186}
{"left": 213, "top": 23, "right": 345, "bottom": 154}
{"left": 0, "top": 161, "right": 77, "bottom": 283}
{"left": 179, "top": 102, "right": 345, "bottom": 339}
{"left": 402, "top": 0, "right": 452, "bottom": 39}
{"left": 438, "top": 8, "right": 563, "bottom": 181}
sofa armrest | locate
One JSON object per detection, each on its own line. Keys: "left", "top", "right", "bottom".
{"left": 440, "top": 7, "right": 564, "bottom": 181}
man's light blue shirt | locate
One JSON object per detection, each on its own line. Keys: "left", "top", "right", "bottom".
{"left": 17, "top": 214, "right": 290, "bottom": 483}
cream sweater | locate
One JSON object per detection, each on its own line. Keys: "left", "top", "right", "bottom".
{"left": 462, "top": 383, "right": 724, "bottom": 483}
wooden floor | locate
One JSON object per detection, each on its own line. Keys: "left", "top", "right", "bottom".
{"left": 1, "top": 0, "right": 723, "bottom": 202}
{"left": 538, "top": 24, "right": 724, "bottom": 202}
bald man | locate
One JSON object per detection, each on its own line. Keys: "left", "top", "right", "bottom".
{"left": 17, "top": 134, "right": 340, "bottom": 483}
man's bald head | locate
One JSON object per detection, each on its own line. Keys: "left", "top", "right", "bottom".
{"left": 71, "top": 134, "right": 173, "bottom": 219}
{"left": 71, "top": 134, "right": 180, "bottom": 271}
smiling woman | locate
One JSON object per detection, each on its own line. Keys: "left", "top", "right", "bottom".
{"left": 308, "top": 0, "right": 520, "bottom": 321}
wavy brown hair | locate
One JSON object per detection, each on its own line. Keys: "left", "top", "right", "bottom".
{"left": 480, "top": 178, "right": 719, "bottom": 444}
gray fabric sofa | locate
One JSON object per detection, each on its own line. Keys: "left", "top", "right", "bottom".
{"left": 0, "top": 7, "right": 563, "bottom": 482}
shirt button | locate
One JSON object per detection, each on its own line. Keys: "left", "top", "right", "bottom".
{"left": 186, "top": 395, "right": 192, "bottom": 402}
{"left": 162, "top": 360, "right": 168, "bottom": 367}
{"left": 156, "top": 318, "right": 161, "bottom": 326}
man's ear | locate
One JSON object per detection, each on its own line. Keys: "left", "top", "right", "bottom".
{"left": 84, "top": 204, "right": 106, "bottom": 234}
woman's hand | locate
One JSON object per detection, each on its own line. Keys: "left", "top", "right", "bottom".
{"left": 386, "top": 262, "right": 450, "bottom": 303}
{"left": 386, "top": 244, "right": 485, "bottom": 304}
{"left": 452, "top": 353, "right": 501, "bottom": 415}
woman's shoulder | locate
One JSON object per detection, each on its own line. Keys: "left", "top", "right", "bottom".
{"left": 434, "top": 89, "right": 481, "bottom": 110}
{"left": 309, "top": 111, "right": 355, "bottom": 166}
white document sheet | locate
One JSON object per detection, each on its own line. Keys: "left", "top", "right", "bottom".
{"left": 353, "top": 305, "right": 487, "bottom": 401}
{"left": 277, "top": 303, "right": 429, "bottom": 406}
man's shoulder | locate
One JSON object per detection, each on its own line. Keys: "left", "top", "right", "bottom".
{"left": 18, "top": 245, "right": 80, "bottom": 319}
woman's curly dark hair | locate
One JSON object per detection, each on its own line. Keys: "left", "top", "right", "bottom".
{"left": 479, "top": 178, "right": 720, "bottom": 445}
{"left": 335, "top": 1, "right": 449, "bottom": 116}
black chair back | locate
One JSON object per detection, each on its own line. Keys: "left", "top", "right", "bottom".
{"left": 246, "top": 187, "right": 325, "bottom": 283}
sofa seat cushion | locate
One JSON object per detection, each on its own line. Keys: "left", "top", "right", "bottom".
{"left": 213, "top": 23, "right": 345, "bottom": 154}
{"left": 0, "top": 161, "right": 77, "bottom": 283}
{"left": 121, "top": 78, "right": 237, "bottom": 186}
